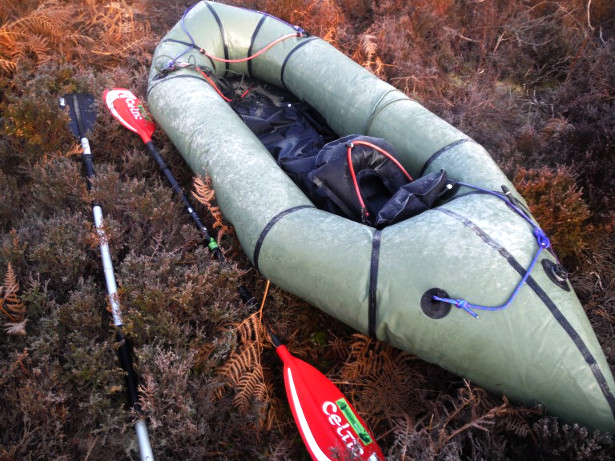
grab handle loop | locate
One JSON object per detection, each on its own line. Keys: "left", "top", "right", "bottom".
{"left": 433, "top": 182, "right": 552, "bottom": 318}
{"left": 346, "top": 140, "right": 413, "bottom": 222}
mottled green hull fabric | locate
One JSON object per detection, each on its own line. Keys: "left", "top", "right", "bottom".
{"left": 147, "top": 1, "right": 615, "bottom": 432}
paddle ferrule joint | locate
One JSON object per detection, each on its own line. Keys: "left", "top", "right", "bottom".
{"left": 207, "top": 237, "right": 219, "bottom": 249}
{"left": 81, "top": 137, "right": 92, "bottom": 156}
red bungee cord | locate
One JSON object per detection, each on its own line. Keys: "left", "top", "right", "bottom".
{"left": 199, "top": 32, "right": 301, "bottom": 63}
{"left": 193, "top": 32, "right": 300, "bottom": 101}
{"left": 195, "top": 67, "right": 233, "bottom": 102}
{"left": 346, "top": 140, "right": 413, "bottom": 221}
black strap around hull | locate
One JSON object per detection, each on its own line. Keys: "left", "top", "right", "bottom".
{"left": 280, "top": 37, "right": 319, "bottom": 89}
{"left": 253, "top": 205, "right": 315, "bottom": 272}
{"left": 368, "top": 230, "right": 382, "bottom": 338}
{"left": 206, "top": 2, "right": 230, "bottom": 75}
{"left": 247, "top": 16, "right": 267, "bottom": 77}
{"left": 435, "top": 207, "right": 615, "bottom": 419}
{"left": 419, "top": 138, "right": 475, "bottom": 177}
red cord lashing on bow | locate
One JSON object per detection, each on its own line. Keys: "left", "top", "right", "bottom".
{"left": 199, "top": 32, "right": 301, "bottom": 63}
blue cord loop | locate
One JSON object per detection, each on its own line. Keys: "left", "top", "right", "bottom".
{"left": 161, "top": 3, "right": 201, "bottom": 73}
{"left": 534, "top": 228, "right": 550, "bottom": 249}
{"left": 433, "top": 181, "right": 552, "bottom": 318}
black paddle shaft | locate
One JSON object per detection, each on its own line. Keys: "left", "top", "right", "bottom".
{"left": 116, "top": 330, "right": 141, "bottom": 410}
{"left": 145, "top": 141, "right": 223, "bottom": 261}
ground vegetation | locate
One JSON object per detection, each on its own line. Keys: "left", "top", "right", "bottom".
{"left": 1, "top": 0, "right": 614, "bottom": 459}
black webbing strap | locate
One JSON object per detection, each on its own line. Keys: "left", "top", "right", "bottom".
{"left": 368, "top": 230, "right": 382, "bottom": 338}
{"left": 253, "top": 205, "right": 315, "bottom": 271}
{"left": 247, "top": 16, "right": 267, "bottom": 77}
{"left": 435, "top": 207, "right": 615, "bottom": 418}
{"left": 206, "top": 2, "right": 229, "bottom": 75}
{"left": 280, "top": 37, "right": 318, "bottom": 89}
{"left": 419, "top": 138, "right": 475, "bottom": 177}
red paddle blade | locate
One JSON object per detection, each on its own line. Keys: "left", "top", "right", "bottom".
{"left": 103, "top": 88, "right": 156, "bottom": 143}
{"left": 276, "top": 345, "right": 384, "bottom": 461}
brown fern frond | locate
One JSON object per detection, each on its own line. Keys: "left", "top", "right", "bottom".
{"left": 84, "top": 1, "right": 151, "bottom": 64}
{"left": 0, "top": 57, "right": 17, "bottom": 74}
{"left": 192, "top": 175, "right": 233, "bottom": 244}
{"left": 215, "top": 312, "right": 277, "bottom": 430}
{"left": 236, "top": 311, "right": 267, "bottom": 346}
{"left": 13, "top": 35, "right": 51, "bottom": 61}
{"left": 0, "top": 1, "right": 75, "bottom": 73}
{"left": 7, "top": 1, "right": 72, "bottom": 44}
{"left": 335, "top": 334, "right": 423, "bottom": 428}
{"left": 341, "top": 334, "right": 398, "bottom": 381}
{"left": 0, "top": 29, "right": 19, "bottom": 49}
{"left": 434, "top": 381, "right": 511, "bottom": 450}
{"left": 11, "top": 16, "right": 63, "bottom": 42}
{"left": 216, "top": 313, "right": 268, "bottom": 389}
{"left": 235, "top": 367, "right": 266, "bottom": 413}
{"left": 0, "top": 263, "right": 26, "bottom": 323}
{"left": 193, "top": 176, "right": 216, "bottom": 206}
{"left": 494, "top": 395, "right": 541, "bottom": 442}
{"left": 0, "top": 30, "right": 20, "bottom": 71}
{"left": 290, "top": 0, "right": 342, "bottom": 46}
{"left": 328, "top": 335, "right": 351, "bottom": 361}
{"left": 216, "top": 341, "right": 262, "bottom": 387}
{"left": 361, "top": 34, "right": 378, "bottom": 60}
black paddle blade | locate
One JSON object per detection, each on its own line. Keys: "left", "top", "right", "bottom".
{"left": 59, "top": 93, "right": 97, "bottom": 139}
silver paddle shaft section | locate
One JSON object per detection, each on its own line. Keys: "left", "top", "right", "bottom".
{"left": 82, "top": 137, "right": 123, "bottom": 326}
{"left": 81, "top": 136, "right": 155, "bottom": 460}
{"left": 135, "top": 419, "right": 155, "bottom": 461}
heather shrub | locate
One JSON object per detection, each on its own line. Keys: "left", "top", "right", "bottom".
{"left": 532, "top": 418, "right": 615, "bottom": 460}
{"left": 1, "top": 66, "right": 76, "bottom": 168}
{"left": 1, "top": 0, "right": 614, "bottom": 459}
{"left": 540, "top": 40, "right": 615, "bottom": 213}
{"left": 25, "top": 158, "right": 88, "bottom": 218}
{"left": 0, "top": 211, "right": 92, "bottom": 300}
{"left": 0, "top": 170, "right": 21, "bottom": 230}
{"left": 513, "top": 165, "right": 594, "bottom": 268}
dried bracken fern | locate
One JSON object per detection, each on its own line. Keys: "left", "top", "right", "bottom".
{"left": 335, "top": 334, "right": 423, "bottom": 428}
{"left": 0, "top": 263, "right": 26, "bottom": 325}
{"left": 434, "top": 382, "right": 509, "bottom": 451}
{"left": 0, "top": 1, "right": 91, "bottom": 76}
{"left": 340, "top": 334, "right": 399, "bottom": 381}
{"left": 0, "top": 0, "right": 153, "bottom": 77}
{"left": 215, "top": 312, "right": 278, "bottom": 431}
{"left": 495, "top": 396, "right": 538, "bottom": 442}
{"left": 353, "top": 33, "right": 386, "bottom": 78}
{"left": 192, "top": 175, "right": 233, "bottom": 244}
{"left": 289, "top": 0, "right": 343, "bottom": 45}
{"left": 84, "top": 1, "right": 153, "bottom": 67}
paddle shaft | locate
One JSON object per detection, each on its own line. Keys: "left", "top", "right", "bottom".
{"left": 79, "top": 135, "right": 155, "bottom": 461}
{"left": 145, "top": 141, "right": 223, "bottom": 261}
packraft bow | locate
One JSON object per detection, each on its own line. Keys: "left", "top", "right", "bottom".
{"left": 146, "top": 1, "right": 615, "bottom": 432}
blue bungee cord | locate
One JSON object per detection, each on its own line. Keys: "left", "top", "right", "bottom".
{"left": 433, "top": 181, "right": 551, "bottom": 318}
{"left": 162, "top": 3, "right": 201, "bottom": 72}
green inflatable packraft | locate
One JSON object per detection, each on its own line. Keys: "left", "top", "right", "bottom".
{"left": 147, "top": 1, "right": 615, "bottom": 432}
